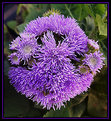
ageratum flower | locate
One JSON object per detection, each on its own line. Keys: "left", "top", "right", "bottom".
{"left": 83, "top": 51, "right": 105, "bottom": 74}
{"left": 24, "top": 14, "right": 88, "bottom": 54}
{"left": 8, "top": 14, "right": 105, "bottom": 110}
{"left": 16, "top": 35, "right": 37, "bottom": 62}
{"left": 9, "top": 33, "right": 38, "bottom": 63}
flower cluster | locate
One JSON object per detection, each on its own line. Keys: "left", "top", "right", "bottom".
{"left": 8, "top": 13, "right": 105, "bottom": 110}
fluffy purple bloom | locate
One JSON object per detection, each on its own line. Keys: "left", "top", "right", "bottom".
{"left": 20, "top": 32, "right": 37, "bottom": 39}
{"left": 24, "top": 14, "right": 88, "bottom": 54}
{"left": 16, "top": 37, "right": 37, "bottom": 62}
{"left": 8, "top": 14, "right": 105, "bottom": 110}
{"left": 9, "top": 33, "right": 38, "bottom": 63}
{"left": 83, "top": 51, "right": 105, "bottom": 74}
{"left": 35, "top": 31, "right": 76, "bottom": 69}
{"left": 8, "top": 65, "right": 93, "bottom": 110}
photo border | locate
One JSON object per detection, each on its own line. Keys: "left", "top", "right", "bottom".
{"left": 2, "top": 1, "right": 109, "bottom": 119}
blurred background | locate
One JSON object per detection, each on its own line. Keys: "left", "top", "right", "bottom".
{"left": 3, "top": 3, "right": 108, "bottom": 118}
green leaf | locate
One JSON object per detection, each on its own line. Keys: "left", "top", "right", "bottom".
{"left": 51, "top": 4, "right": 94, "bottom": 22}
{"left": 4, "top": 80, "right": 30, "bottom": 117}
{"left": 16, "top": 22, "right": 28, "bottom": 33}
{"left": 24, "top": 10, "right": 43, "bottom": 23}
{"left": 75, "top": 4, "right": 94, "bottom": 21}
{"left": 17, "top": 4, "right": 34, "bottom": 15}
{"left": 24, "top": 4, "right": 50, "bottom": 23}
{"left": 69, "top": 92, "right": 88, "bottom": 107}
{"left": 43, "top": 106, "right": 70, "bottom": 117}
{"left": 7, "top": 21, "right": 17, "bottom": 30}
{"left": 90, "top": 4, "right": 106, "bottom": 17}
{"left": 69, "top": 98, "right": 87, "bottom": 117}
{"left": 4, "top": 24, "right": 8, "bottom": 34}
{"left": 4, "top": 24, "right": 11, "bottom": 56}
{"left": 96, "top": 14, "right": 107, "bottom": 36}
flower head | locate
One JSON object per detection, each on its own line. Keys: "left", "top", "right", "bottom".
{"left": 8, "top": 13, "right": 105, "bottom": 110}
{"left": 83, "top": 51, "right": 105, "bottom": 74}
{"left": 9, "top": 33, "right": 38, "bottom": 63}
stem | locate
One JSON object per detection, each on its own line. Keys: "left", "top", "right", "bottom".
{"left": 65, "top": 4, "right": 74, "bottom": 18}
{"left": 102, "top": 10, "right": 107, "bottom": 23}
{"left": 79, "top": 5, "right": 82, "bottom": 21}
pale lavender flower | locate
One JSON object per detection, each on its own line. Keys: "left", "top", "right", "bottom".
{"left": 9, "top": 33, "right": 38, "bottom": 63}
{"left": 83, "top": 51, "right": 105, "bottom": 74}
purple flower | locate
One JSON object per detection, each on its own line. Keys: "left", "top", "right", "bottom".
{"left": 9, "top": 33, "right": 38, "bottom": 63}
{"left": 8, "top": 14, "right": 105, "bottom": 110}
{"left": 24, "top": 14, "right": 88, "bottom": 54}
{"left": 20, "top": 32, "right": 36, "bottom": 39}
{"left": 9, "top": 36, "right": 21, "bottom": 50}
{"left": 8, "top": 64, "right": 93, "bottom": 110}
{"left": 35, "top": 31, "right": 75, "bottom": 69}
{"left": 83, "top": 51, "right": 105, "bottom": 74}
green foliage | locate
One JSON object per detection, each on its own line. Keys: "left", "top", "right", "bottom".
{"left": 96, "top": 14, "right": 107, "bottom": 36}
{"left": 7, "top": 21, "right": 17, "bottom": 31}
{"left": 51, "top": 4, "right": 94, "bottom": 21}
{"left": 90, "top": 4, "right": 106, "bottom": 17}
{"left": 68, "top": 98, "right": 87, "bottom": 117}
{"left": 16, "top": 22, "right": 28, "bottom": 33}
{"left": 44, "top": 106, "right": 70, "bottom": 117}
